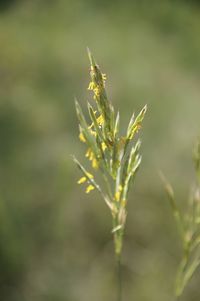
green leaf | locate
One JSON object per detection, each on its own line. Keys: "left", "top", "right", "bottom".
{"left": 114, "top": 111, "right": 120, "bottom": 138}
{"left": 127, "top": 105, "right": 147, "bottom": 140}
{"left": 87, "top": 47, "right": 96, "bottom": 66}
{"left": 127, "top": 111, "right": 135, "bottom": 136}
{"left": 121, "top": 144, "right": 142, "bottom": 202}
{"left": 128, "top": 140, "right": 141, "bottom": 173}
{"left": 110, "top": 105, "right": 115, "bottom": 138}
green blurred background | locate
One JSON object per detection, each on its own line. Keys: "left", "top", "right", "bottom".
{"left": 0, "top": 0, "right": 200, "bottom": 300}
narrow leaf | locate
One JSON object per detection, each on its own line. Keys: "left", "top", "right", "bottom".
{"left": 114, "top": 111, "right": 120, "bottom": 138}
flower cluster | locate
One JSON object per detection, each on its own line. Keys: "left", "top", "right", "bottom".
{"left": 73, "top": 49, "right": 147, "bottom": 256}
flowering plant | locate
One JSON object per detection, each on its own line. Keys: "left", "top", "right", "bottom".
{"left": 161, "top": 139, "right": 200, "bottom": 297}
{"left": 73, "top": 49, "right": 147, "bottom": 300}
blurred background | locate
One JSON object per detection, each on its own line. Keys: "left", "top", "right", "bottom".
{"left": 0, "top": 0, "right": 200, "bottom": 300}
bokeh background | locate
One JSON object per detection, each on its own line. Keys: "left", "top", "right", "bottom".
{"left": 0, "top": 0, "right": 200, "bottom": 300}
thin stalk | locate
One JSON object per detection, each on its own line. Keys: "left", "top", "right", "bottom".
{"left": 116, "top": 254, "right": 122, "bottom": 301}
{"left": 102, "top": 172, "right": 113, "bottom": 201}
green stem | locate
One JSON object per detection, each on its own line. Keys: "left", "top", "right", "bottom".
{"left": 116, "top": 254, "right": 122, "bottom": 301}
{"left": 102, "top": 172, "right": 113, "bottom": 201}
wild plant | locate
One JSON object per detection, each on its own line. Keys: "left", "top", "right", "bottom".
{"left": 73, "top": 49, "right": 147, "bottom": 301}
{"left": 161, "top": 139, "right": 200, "bottom": 298}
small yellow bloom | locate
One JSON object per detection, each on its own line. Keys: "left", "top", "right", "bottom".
{"left": 85, "top": 148, "right": 93, "bottom": 160}
{"left": 89, "top": 151, "right": 94, "bottom": 161}
{"left": 93, "top": 87, "right": 101, "bottom": 97}
{"left": 97, "top": 114, "right": 104, "bottom": 126}
{"left": 85, "top": 148, "right": 99, "bottom": 169}
{"left": 77, "top": 173, "right": 93, "bottom": 185}
{"left": 86, "top": 172, "right": 93, "bottom": 179}
{"left": 92, "top": 158, "right": 99, "bottom": 169}
{"left": 85, "top": 148, "right": 90, "bottom": 158}
{"left": 86, "top": 184, "right": 95, "bottom": 193}
{"left": 101, "top": 142, "right": 107, "bottom": 151}
{"left": 88, "top": 81, "right": 96, "bottom": 90}
{"left": 79, "top": 132, "right": 86, "bottom": 143}
{"left": 87, "top": 123, "right": 96, "bottom": 136}
{"left": 102, "top": 73, "right": 107, "bottom": 81}
{"left": 115, "top": 185, "right": 123, "bottom": 202}
{"left": 90, "top": 129, "right": 97, "bottom": 137}
{"left": 77, "top": 177, "right": 87, "bottom": 184}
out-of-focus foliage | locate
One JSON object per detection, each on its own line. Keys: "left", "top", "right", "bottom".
{"left": 161, "top": 139, "right": 200, "bottom": 297}
{"left": 0, "top": 0, "right": 200, "bottom": 300}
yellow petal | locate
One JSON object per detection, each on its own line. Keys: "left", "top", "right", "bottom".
{"left": 102, "top": 73, "right": 107, "bottom": 80}
{"left": 88, "top": 81, "right": 96, "bottom": 90}
{"left": 86, "top": 172, "right": 93, "bottom": 179}
{"left": 86, "top": 185, "right": 95, "bottom": 193}
{"left": 90, "top": 129, "right": 97, "bottom": 137}
{"left": 101, "top": 142, "right": 107, "bottom": 151}
{"left": 85, "top": 148, "right": 91, "bottom": 158}
{"left": 92, "top": 158, "right": 99, "bottom": 169}
{"left": 79, "top": 132, "right": 86, "bottom": 143}
{"left": 77, "top": 177, "right": 87, "bottom": 184}
{"left": 93, "top": 87, "right": 100, "bottom": 97}
{"left": 97, "top": 114, "right": 104, "bottom": 125}
{"left": 89, "top": 151, "right": 94, "bottom": 161}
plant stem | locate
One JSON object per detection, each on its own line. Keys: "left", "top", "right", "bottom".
{"left": 116, "top": 254, "right": 122, "bottom": 301}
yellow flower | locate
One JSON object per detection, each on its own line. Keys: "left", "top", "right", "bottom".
{"left": 88, "top": 79, "right": 101, "bottom": 101}
{"left": 77, "top": 177, "right": 87, "bottom": 184}
{"left": 102, "top": 73, "right": 106, "bottom": 81}
{"left": 85, "top": 148, "right": 93, "bottom": 160}
{"left": 115, "top": 185, "right": 123, "bottom": 202}
{"left": 77, "top": 172, "right": 93, "bottom": 186}
{"left": 101, "top": 142, "right": 107, "bottom": 151}
{"left": 97, "top": 114, "right": 104, "bottom": 126}
{"left": 86, "top": 172, "right": 93, "bottom": 179}
{"left": 92, "top": 158, "right": 99, "bottom": 169}
{"left": 86, "top": 184, "right": 95, "bottom": 193}
{"left": 87, "top": 123, "right": 96, "bottom": 137}
{"left": 79, "top": 132, "right": 86, "bottom": 143}
{"left": 85, "top": 149, "right": 99, "bottom": 169}
{"left": 93, "top": 87, "right": 100, "bottom": 97}
{"left": 90, "top": 129, "right": 97, "bottom": 137}
{"left": 88, "top": 81, "right": 96, "bottom": 90}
